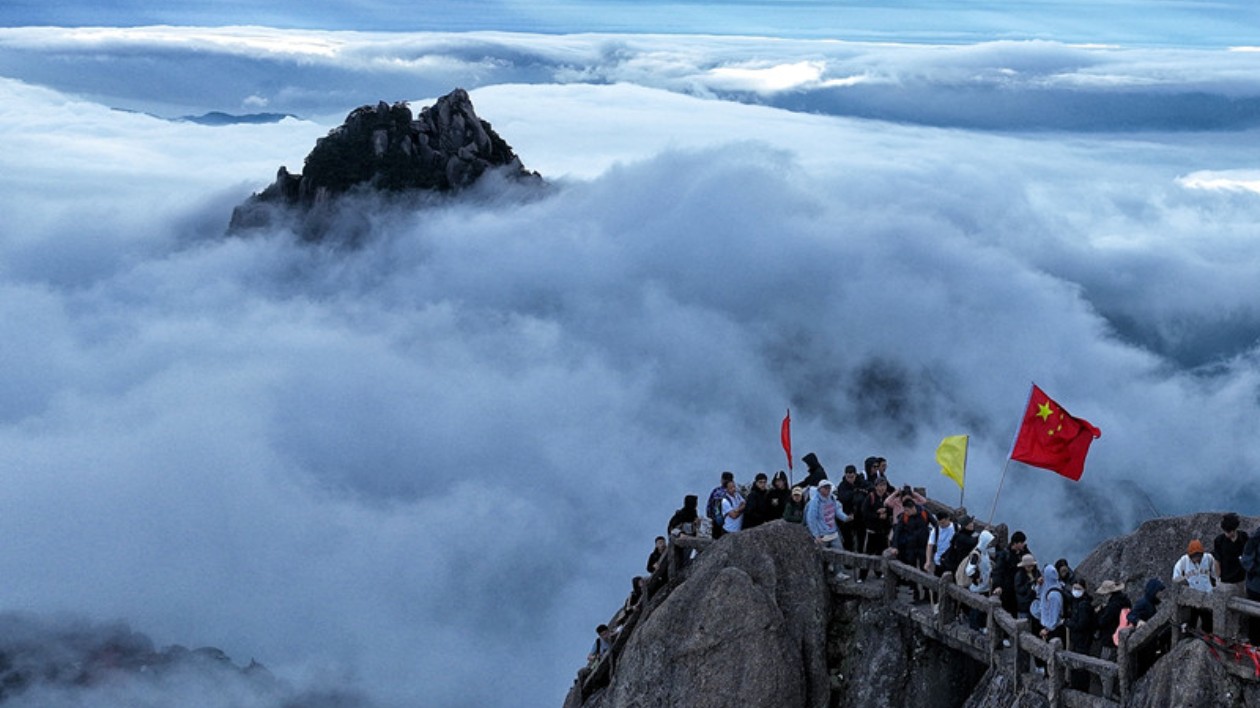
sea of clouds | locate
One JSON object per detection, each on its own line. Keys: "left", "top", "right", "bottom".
{"left": 1, "top": 27, "right": 1259, "bottom": 707}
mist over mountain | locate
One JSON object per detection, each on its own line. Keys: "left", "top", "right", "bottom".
{"left": 1, "top": 26, "right": 1259, "bottom": 708}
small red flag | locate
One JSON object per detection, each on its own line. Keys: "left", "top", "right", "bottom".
{"left": 1010, "top": 384, "right": 1101, "bottom": 481}
{"left": 781, "top": 409, "right": 793, "bottom": 471}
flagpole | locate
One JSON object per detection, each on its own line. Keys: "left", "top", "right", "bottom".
{"left": 989, "top": 384, "right": 1036, "bottom": 525}
{"left": 959, "top": 435, "right": 968, "bottom": 510}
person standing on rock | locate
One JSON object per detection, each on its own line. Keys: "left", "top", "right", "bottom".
{"left": 798, "top": 452, "right": 828, "bottom": 489}
{"left": 646, "top": 536, "right": 667, "bottom": 574}
{"left": 784, "top": 486, "right": 807, "bottom": 524}
{"left": 805, "top": 478, "right": 847, "bottom": 549}
{"left": 667, "top": 495, "right": 700, "bottom": 538}
{"left": 1241, "top": 527, "right": 1260, "bottom": 644}
{"left": 743, "top": 473, "right": 772, "bottom": 529}
{"left": 719, "top": 479, "right": 747, "bottom": 534}
{"left": 766, "top": 470, "right": 792, "bottom": 522}
{"left": 1172, "top": 539, "right": 1219, "bottom": 632}
{"left": 1214, "top": 513, "right": 1249, "bottom": 587}
{"left": 707, "top": 471, "right": 735, "bottom": 539}
{"left": 861, "top": 478, "right": 895, "bottom": 561}
{"left": 587, "top": 624, "right": 615, "bottom": 666}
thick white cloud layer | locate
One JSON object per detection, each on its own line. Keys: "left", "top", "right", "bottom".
{"left": 1, "top": 29, "right": 1260, "bottom": 708}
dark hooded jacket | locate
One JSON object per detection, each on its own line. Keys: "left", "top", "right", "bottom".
{"left": 1129, "top": 578, "right": 1165, "bottom": 624}
{"left": 798, "top": 452, "right": 828, "bottom": 489}
{"left": 744, "top": 478, "right": 773, "bottom": 529}
{"left": 667, "top": 495, "right": 700, "bottom": 535}
{"left": 766, "top": 471, "right": 791, "bottom": 521}
{"left": 1242, "top": 528, "right": 1260, "bottom": 595}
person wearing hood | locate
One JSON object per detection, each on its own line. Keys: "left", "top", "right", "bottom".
{"left": 963, "top": 529, "right": 996, "bottom": 630}
{"left": 798, "top": 452, "right": 828, "bottom": 489}
{"left": 668, "top": 495, "right": 700, "bottom": 537}
{"left": 1038, "top": 562, "right": 1068, "bottom": 642}
{"left": 766, "top": 470, "right": 792, "bottom": 521}
{"left": 1129, "top": 578, "right": 1166, "bottom": 626}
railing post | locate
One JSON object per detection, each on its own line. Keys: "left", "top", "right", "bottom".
{"left": 1012, "top": 618, "right": 1028, "bottom": 691}
{"left": 1047, "top": 637, "right": 1063, "bottom": 707}
{"left": 938, "top": 574, "right": 956, "bottom": 630}
{"left": 986, "top": 599, "right": 1000, "bottom": 661}
{"left": 883, "top": 558, "right": 898, "bottom": 602}
{"left": 1213, "top": 584, "right": 1234, "bottom": 639}
{"left": 1117, "top": 627, "right": 1131, "bottom": 707}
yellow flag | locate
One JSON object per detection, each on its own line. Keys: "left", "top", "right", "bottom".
{"left": 936, "top": 435, "right": 968, "bottom": 489}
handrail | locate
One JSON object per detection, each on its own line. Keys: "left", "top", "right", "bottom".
{"left": 574, "top": 506, "right": 1260, "bottom": 708}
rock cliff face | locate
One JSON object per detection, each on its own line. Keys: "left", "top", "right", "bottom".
{"left": 570, "top": 514, "right": 1260, "bottom": 708}
{"left": 583, "top": 521, "right": 831, "bottom": 708}
{"left": 228, "top": 88, "right": 540, "bottom": 239}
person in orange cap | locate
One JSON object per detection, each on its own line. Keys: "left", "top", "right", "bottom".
{"left": 1172, "top": 538, "right": 1220, "bottom": 632}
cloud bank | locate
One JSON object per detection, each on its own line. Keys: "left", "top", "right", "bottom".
{"left": 1, "top": 29, "right": 1260, "bottom": 708}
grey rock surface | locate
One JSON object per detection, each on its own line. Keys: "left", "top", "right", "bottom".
{"left": 599, "top": 520, "right": 830, "bottom": 708}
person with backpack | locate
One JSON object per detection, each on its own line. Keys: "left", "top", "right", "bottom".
{"left": 1095, "top": 580, "right": 1131, "bottom": 660}
{"left": 706, "top": 471, "right": 735, "bottom": 539}
{"left": 1037, "top": 562, "right": 1069, "bottom": 644}
{"left": 940, "top": 515, "right": 978, "bottom": 580}
{"left": 890, "top": 487, "right": 932, "bottom": 599}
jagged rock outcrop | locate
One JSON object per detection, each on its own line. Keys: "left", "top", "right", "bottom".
{"left": 586, "top": 521, "right": 830, "bottom": 708}
{"left": 571, "top": 512, "right": 1260, "bottom": 708}
{"left": 1130, "top": 637, "right": 1260, "bottom": 707}
{"left": 1076, "top": 512, "right": 1260, "bottom": 593}
{"left": 228, "top": 87, "right": 541, "bottom": 239}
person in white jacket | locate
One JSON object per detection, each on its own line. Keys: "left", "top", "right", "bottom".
{"left": 1172, "top": 538, "right": 1219, "bottom": 632}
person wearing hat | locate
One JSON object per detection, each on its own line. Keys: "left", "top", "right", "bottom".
{"left": 1095, "top": 579, "right": 1131, "bottom": 659}
{"left": 1172, "top": 538, "right": 1219, "bottom": 631}
{"left": 783, "top": 486, "right": 806, "bottom": 524}
{"left": 1014, "top": 554, "right": 1041, "bottom": 627}
{"left": 805, "top": 478, "right": 849, "bottom": 550}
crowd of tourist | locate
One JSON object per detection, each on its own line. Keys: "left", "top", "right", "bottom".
{"left": 585, "top": 451, "right": 1260, "bottom": 693}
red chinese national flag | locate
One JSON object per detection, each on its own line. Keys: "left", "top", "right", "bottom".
{"left": 1010, "top": 384, "right": 1101, "bottom": 481}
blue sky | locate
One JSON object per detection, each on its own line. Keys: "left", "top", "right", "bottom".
{"left": 2, "top": 0, "right": 1258, "bottom": 46}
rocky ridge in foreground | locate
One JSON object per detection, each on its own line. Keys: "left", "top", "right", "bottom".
{"left": 569, "top": 514, "right": 1260, "bottom": 708}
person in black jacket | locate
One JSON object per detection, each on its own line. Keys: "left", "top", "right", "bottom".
{"left": 1064, "top": 578, "right": 1096, "bottom": 690}
{"left": 798, "top": 452, "right": 828, "bottom": 489}
{"left": 836, "top": 465, "right": 867, "bottom": 551}
{"left": 1215, "top": 512, "right": 1250, "bottom": 586}
{"left": 743, "top": 473, "right": 772, "bottom": 529}
{"left": 1095, "top": 579, "right": 1130, "bottom": 660}
{"left": 766, "top": 470, "right": 792, "bottom": 521}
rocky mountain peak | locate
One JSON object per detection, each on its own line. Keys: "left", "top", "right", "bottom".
{"left": 228, "top": 88, "right": 541, "bottom": 238}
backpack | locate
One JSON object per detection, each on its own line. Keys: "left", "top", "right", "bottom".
{"left": 957, "top": 550, "right": 980, "bottom": 588}
{"left": 1113, "top": 609, "right": 1135, "bottom": 646}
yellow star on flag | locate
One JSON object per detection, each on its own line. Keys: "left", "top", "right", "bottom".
{"left": 1037, "top": 402, "right": 1053, "bottom": 421}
